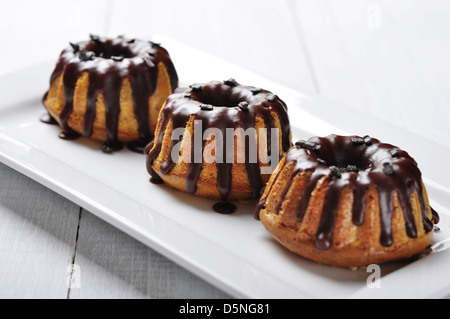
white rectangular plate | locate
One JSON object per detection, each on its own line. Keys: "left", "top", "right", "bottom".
{"left": 1, "top": 37, "right": 449, "bottom": 298}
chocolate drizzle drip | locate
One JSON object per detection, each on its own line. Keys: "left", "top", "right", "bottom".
{"left": 42, "top": 36, "right": 178, "bottom": 153}
{"left": 40, "top": 112, "right": 58, "bottom": 125}
{"left": 58, "top": 129, "right": 81, "bottom": 141}
{"left": 146, "top": 80, "right": 291, "bottom": 212}
{"left": 254, "top": 135, "right": 439, "bottom": 250}
{"left": 213, "top": 202, "right": 238, "bottom": 214}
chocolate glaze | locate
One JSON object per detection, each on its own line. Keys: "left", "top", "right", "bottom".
{"left": 145, "top": 80, "right": 291, "bottom": 212}
{"left": 213, "top": 202, "right": 237, "bottom": 214}
{"left": 254, "top": 135, "right": 439, "bottom": 250}
{"left": 40, "top": 113, "right": 58, "bottom": 125}
{"left": 58, "top": 129, "right": 80, "bottom": 141}
{"left": 43, "top": 35, "right": 178, "bottom": 153}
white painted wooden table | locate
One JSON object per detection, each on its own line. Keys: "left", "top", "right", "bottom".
{"left": 1, "top": 0, "right": 449, "bottom": 298}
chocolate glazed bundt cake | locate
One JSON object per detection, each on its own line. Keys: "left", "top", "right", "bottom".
{"left": 254, "top": 134, "right": 439, "bottom": 267}
{"left": 42, "top": 35, "right": 178, "bottom": 153}
{"left": 145, "top": 79, "right": 292, "bottom": 213}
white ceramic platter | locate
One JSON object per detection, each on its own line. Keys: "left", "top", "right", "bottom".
{"left": 0, "top": 37, "right": 449, "bottom": 298}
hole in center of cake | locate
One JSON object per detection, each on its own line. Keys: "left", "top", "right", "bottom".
{"left": 85, "top": 41, "right": 135, "bottom": 60}
{"left": 193, "top": 84, "right": 249, "bottom": 108}
{"left": 323, "top": 151, "right": 373, "bottom": 172}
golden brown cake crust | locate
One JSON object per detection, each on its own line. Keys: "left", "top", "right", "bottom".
{"left": 255, "top": 135, "right": 439, "bottom": 267}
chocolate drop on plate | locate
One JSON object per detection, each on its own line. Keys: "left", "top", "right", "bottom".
{"left": 101, "top": 142, "right": 123, "bottom": 154}
{"left": 150, "top": 176, "right": 164, "bottom": 185}
{"left": 213, "top": 202, "right": 237, "bottom": 214}
{"left": 40, "top": 113, "right": 58, "bottom": 125}
{"left": 58, "top": 130, "right": 80, "bottom": 140}
{"left": 127, "top": 139, "right": 149, "bottom": 154}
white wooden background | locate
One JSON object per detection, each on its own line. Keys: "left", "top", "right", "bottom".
{"left": 1, "top": 0, "right": 449, "bottom": 298}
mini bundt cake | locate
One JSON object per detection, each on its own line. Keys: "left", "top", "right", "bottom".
{"left": 254, "top": 134, "right": 439, "bottom": 267}
{"left": 42, "top": 35, "right": 178, "bottom": 153}
{"left": 145, "top": 79, "right": 292, "bottom": 213}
